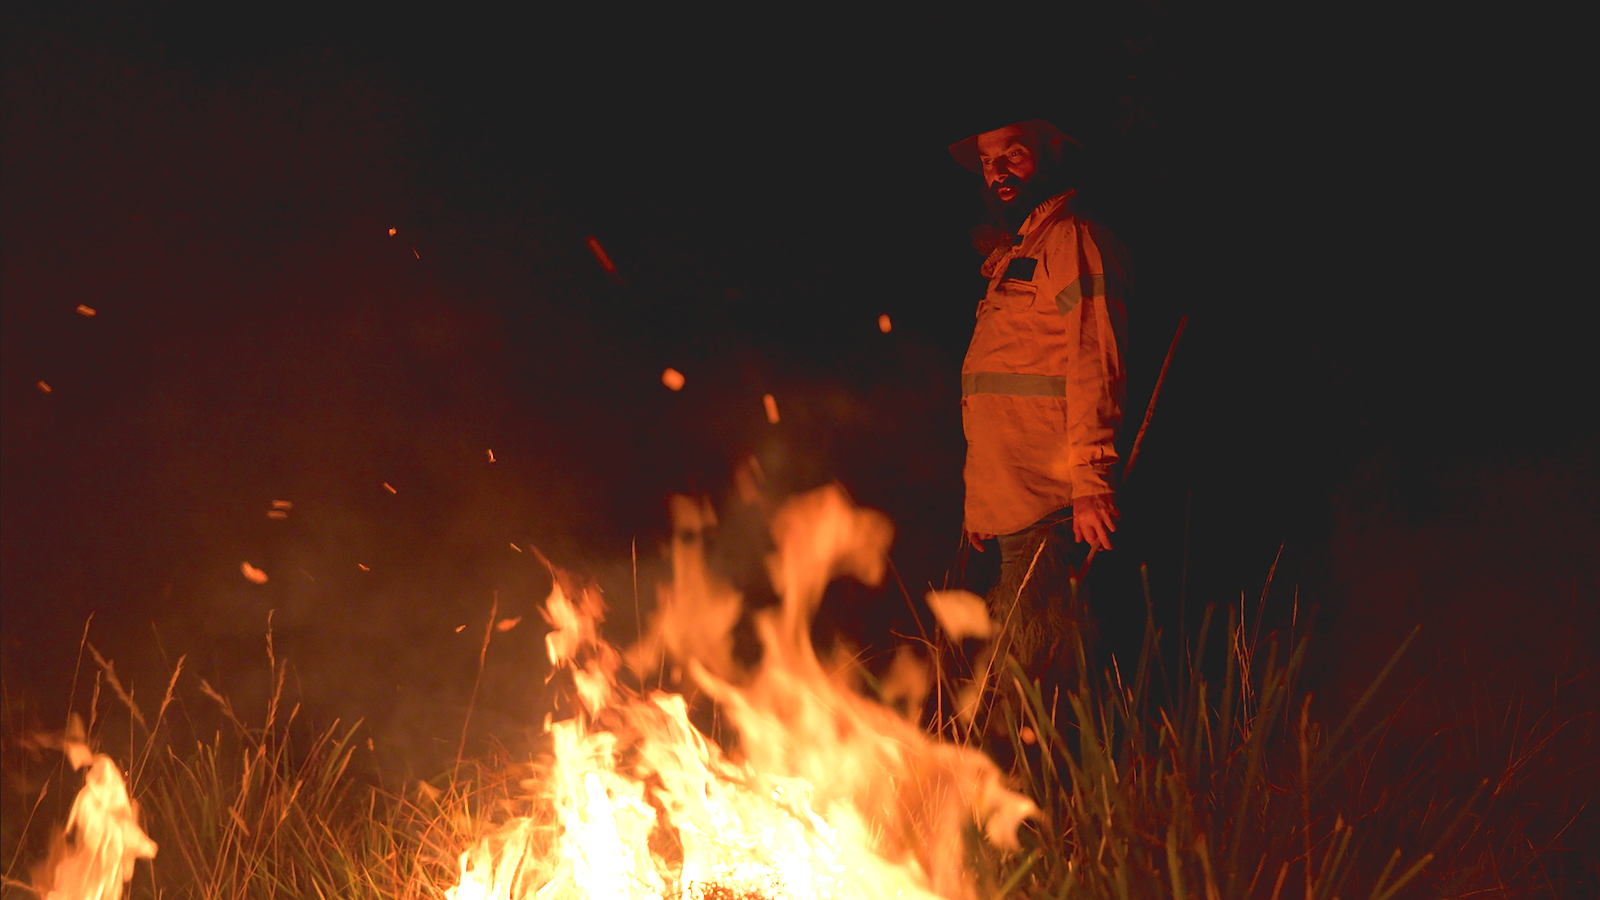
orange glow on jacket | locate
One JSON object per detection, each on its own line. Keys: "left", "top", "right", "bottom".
{"left": 961, "top": 192, "right": 1128, "bottom": 535}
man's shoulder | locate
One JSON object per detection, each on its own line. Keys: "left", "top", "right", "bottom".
{"left": 1046, "top": 196, "right": 1133, "bottom": 285}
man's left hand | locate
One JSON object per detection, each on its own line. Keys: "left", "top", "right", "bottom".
{"left": 1072, "top": 493, "right": 1120, "bottom": 552}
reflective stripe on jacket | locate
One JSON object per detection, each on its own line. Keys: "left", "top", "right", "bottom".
{"left": 961, "top": 191, "right": 1128, "bottom": 536}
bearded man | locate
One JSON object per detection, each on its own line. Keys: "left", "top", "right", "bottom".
{"left": 950, "top": 118, "right": 1129, "bottom": 671}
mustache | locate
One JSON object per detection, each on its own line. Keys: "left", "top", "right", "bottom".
{"left": 988, "top": 180, "right": 1028, "bottom": 201}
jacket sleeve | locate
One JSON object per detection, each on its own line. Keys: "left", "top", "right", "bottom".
{"left": 1059, "top": 219, "right": 1128, "bottom": 499}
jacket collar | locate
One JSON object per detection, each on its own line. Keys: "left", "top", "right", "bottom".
{"left": 1016, "top": 191, "right": 1075, "bottom": 239}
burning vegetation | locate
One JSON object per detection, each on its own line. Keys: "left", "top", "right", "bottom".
{"left": 2, "top": 480, "right": 1592, "bottom": 899}
{"left": 450, "top": 484, "right": 1034, "bottom": 899}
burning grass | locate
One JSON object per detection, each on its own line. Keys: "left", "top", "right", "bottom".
{"left": 2, "top": 490, "right": 1592, "bottom": 898}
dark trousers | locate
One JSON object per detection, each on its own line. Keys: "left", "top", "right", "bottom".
{"left": 987, "top": 510, "right": 1096, "bottom": 683}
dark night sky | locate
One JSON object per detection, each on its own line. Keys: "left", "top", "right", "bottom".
{"left": 4, "top": 5, "right": 1595, "bottom": 775}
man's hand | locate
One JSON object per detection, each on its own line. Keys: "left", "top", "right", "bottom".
{"left": 966, "top": 531, "right": 995, "bottom": 552}
{"left": 1072, "top": 493, "right": 1119, "bottom": 552}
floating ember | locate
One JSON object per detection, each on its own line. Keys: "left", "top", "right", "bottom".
{"left": 449, "top": 484, "right": 1034, "bottom": 900}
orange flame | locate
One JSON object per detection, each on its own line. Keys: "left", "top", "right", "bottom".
{"left": 40, "top": 717, "right": 158, "bottom": 900}
{"left": 449, "top": 485, "right": 1034, "bottom": 899}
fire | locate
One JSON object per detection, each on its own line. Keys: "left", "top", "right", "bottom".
{"left": 449, "top": 484, "right": 1035, "bottom": 899}
{"left": 38, "top": 717, "right": 158, "bottom": 900}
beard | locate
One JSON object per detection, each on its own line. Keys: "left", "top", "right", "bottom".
{"left": 982, "top": 163, "right": 1070, "bottom": 232}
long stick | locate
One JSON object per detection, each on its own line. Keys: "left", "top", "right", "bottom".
{"left": 1081, "top": 314, "right": 1188, "bottom": 578}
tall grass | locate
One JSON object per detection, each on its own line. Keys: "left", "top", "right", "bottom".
{"left": 961, "top": 568, "right": 1591, "bottom": 898}
{"left": 0, "top": 624, "right": 488, "bottom": 899}
{"left": 3, "top": 571, "right": 1588, "bottom": 899}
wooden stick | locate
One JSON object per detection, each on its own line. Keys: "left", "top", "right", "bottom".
{"left": 1081, "top": 314, "right": 1189, "bottom": 578}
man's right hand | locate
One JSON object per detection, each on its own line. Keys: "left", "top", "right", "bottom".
{"left": 966, "top": 531, "right": 995, "bottom": 552}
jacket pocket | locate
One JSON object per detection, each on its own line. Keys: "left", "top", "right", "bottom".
{"left": 988, "top": 278, "right": 1038, "bottom": 310}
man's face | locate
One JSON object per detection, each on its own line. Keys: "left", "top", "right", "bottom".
{"left": 976, "top": 125, "right": 1041, "bottom": 205}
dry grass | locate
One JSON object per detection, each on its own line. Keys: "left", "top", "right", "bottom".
{"left": 2, "top": 571, "right": 1591, "bottom": 899}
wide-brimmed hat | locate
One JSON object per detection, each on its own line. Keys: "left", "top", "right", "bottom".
{"left": 948, "top": 118, "right": 1082, "bottom": 173}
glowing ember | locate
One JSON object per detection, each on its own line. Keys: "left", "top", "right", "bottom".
{"left": 389, "top": 227, "right": 398, "bottom": 236}
{"left": 586, "top": 236, "right": 617, "bottom": 274}
{"left": 76, "top": 304, "right": 97, "bottom": 317}
{"left": 661, "top": 368, "right": 686, "bottom": 391}
{"left": 449, "top": 485, "right": 1035, "bottom": 899}
{"left": 240, "top": 562, "right": 268, "bottom": 584}
{"left": 38, "top": 380, "right": 53, "bottom": 394}
{"left": 762, "top": 393, "right": 780, "bottom": 424}
{"left": 383, "top": 482, "right": 398, "bottom": 494}
{"left": 878, "top": 314, "right": 892, "bottom": 333}
{"left": 40, "top": 717, "right": 158, "bottom": 900}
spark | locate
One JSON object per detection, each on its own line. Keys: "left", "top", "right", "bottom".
{"left": 266, "top": 510, "right": 288, "bottom": 520}
{"left": 37, "top": 381, "right": 52, "bottom": 394}
{"left": 878, "top": 314, "right": 892, "bottom": 333}
{"left": 358, "top": 564, "right": 370, "bottom": 571}
{"left": 241, "top": 562, "right": 268, "bottom": 584}
{"left": 77, "top": 304, "right": 97, "bottom": 317}
{"left": 495, "top": 616, "right": 522, "bottom": 632}
{"left": 271, "top": 500, "right": 293, "bottom": 509}
{"left": 454, "top": 624, "right": 467, "bottom": 633}
{"left": 383, "top": 482, "right": 397, "bottom": 494}
{"left": 413, "top": 248, "right": 420, "bottom": 259}
{"left": 763, "top": 393, "right": 780, "bottom": 424}
{"left": 661, "top": 367, "right": 685, "bottom": 391}
{"left": 389, "top": 227, "right": 397, "bottom": 236}
{"left": 510, "top": 543, "right": 522, "bottom": 552}
{"left": 586, "top": 235, "right": 617, "bottom": 274}
{"left": 486, "top": 448, "right": 496, "bottom": 463}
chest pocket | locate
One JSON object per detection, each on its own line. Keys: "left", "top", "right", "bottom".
{"left": 987, "top": 256, "right": 1042, "bottom": 310}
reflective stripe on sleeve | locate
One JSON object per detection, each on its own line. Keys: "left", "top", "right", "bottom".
{"left": 961, "top": 371, "right": 1068, "bottom": 398}
{"left": 1055, "top": 272, "right": 1106, "bottom": 316}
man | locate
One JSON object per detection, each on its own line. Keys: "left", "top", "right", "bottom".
{"left": 950, "top": 118, "right": 1129, "bottom": 671}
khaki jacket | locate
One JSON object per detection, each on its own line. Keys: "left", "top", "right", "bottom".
{"left": 961, "top": 192, "right": 1128, "bottom": 536}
